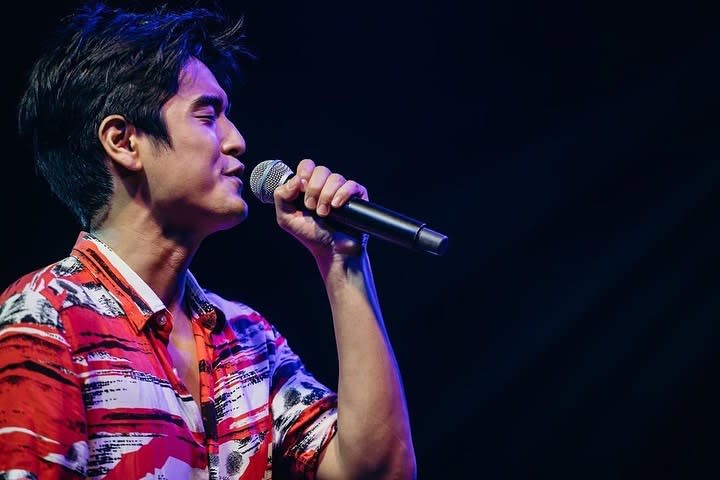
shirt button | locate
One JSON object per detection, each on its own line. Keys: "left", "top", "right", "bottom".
{"left": 157, "top": 314, "right": 167, "bottom": 326}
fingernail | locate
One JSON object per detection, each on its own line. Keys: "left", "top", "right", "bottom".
{"left": 305, "top": 196, "right": 317, "bottom": 209}
{"left": 317, "top": 203, "right": 328, "bottom": 216}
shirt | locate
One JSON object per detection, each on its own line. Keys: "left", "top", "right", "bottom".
{"left": 0, "top": 232, "right": 338, "bottom": 479}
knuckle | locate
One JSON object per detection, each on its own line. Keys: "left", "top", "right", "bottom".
{"left": 319, "top": 190, "right": 335, "bottom": 203}
{"left": 297, "top": 159, "right": 315, "bottom": 176}
{"left": 329, "top": 173, "right": 346, "bottom": 184}
{"left": 315, "top": 165, "right": 331, "bottom": 177}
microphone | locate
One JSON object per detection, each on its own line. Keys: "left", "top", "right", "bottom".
{"left": 249, "top": 160, "right": 449, "bottom": 256}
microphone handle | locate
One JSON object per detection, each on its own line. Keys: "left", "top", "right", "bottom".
{"left": 298, "top": 195, "right": 448, "bottom": 256}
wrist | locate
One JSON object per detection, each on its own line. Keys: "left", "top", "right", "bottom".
{"left": 311, "top": 232, "right": 369, "bottom": 274}
{"left": 314, "top": 247, "right": 368, "bottom": 286}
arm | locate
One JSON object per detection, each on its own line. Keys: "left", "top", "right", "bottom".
{"left": 273, "top": 160, "right": 416, "bottom": 480}
{"left": 0, "top": 288, "right": 88, "bottom": 479}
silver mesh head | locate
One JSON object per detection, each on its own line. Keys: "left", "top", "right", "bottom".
{"left": 249, "top": 160, "right": 294, "bottom": 204}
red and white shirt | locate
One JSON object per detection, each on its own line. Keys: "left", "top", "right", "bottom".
{"left": 0, "top": 232, "right": 337, "bottom": 479}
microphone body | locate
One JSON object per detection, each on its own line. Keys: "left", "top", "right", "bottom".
{"left": 250, "top": 160, "right": 448, "bottom": 256}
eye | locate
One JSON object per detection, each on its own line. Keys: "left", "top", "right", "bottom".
{"left": 197, "top": 114, "right": 217, "bottom": 123}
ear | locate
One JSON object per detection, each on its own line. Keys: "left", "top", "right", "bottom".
{"left": 98, "top": 115, "right": 142, "bottom": 172}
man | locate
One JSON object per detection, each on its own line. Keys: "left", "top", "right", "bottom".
{"left": 0, "top": 3, "right": 415, "bottom": 479}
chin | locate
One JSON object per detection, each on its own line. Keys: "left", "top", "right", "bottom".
{"left": 215, "top": 204, "right": 249, "bottom": 232}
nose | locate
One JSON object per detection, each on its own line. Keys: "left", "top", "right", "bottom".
{"left": 221, "top": 119, "right": 246, "bottom": 158}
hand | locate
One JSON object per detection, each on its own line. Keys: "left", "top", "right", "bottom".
{"left": 272, "top": 159, "right": 369, "bottom": 259}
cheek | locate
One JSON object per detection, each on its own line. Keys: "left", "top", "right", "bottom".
{"left": 147, "top": 136, "right": 223, "bottom": 198}
{"left": 185, "top": 137, "right": 223, "bottom": 175}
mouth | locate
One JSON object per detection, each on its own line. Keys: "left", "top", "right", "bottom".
{"left": 223, "top": 166, "right": 245, "bottom": 188}
{"left": 222, "top": 159, "right": 245, "bottom": 177}
{"left": 227, "top": 175, "right": 243, "bottom": 190}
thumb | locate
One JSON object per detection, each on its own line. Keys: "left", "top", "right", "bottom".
{"left": 273, "top": 175, "right": 306, "bottom": 212}
{"left": 273, "top": 175, "right": 301, "bottom": 202}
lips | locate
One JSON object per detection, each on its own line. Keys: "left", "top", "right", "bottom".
{"left": 223, "top": 158, "right": 245, "bottom": 175}
{"left": 226, "top": 175, "right": 243, "bottom": 189}
{"left": 223, "top": 165, "right": 244, "bottom": 182}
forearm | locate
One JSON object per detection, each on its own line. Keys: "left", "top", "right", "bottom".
{"left": 317, "top": 251, "right": 416, "bottom": 479}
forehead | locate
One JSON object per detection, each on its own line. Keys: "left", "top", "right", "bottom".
{"left": 169, "top": 58, "right": 229, "bottom": 109}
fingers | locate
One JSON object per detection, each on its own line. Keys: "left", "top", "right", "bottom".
{"left": 272, "top": 174, "right": 303, "bottom": 205}
{"left": 304, "top": 165, "right": 333, "bottom": 211}
{"left": 296, "top": 158, "right": 316, "bottom": 180}
{"left": 330, "top": 180, "right": 368, "bottom": 209}
{"left": 289, "top": 159, "right": 368, "bottom": 217}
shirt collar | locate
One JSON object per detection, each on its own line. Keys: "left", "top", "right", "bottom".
{"left": 185, "top": 270, "right": 224, "bottom": 332}
{"left": 71, "top": 231, "right": 223, "bottom": 334}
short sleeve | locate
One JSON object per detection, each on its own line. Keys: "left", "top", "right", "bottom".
{"left": 267, "top": 323, "right": 338, "bottom": 479}
{"left": 0, "top": 288, "right": 88, "bottom": 478}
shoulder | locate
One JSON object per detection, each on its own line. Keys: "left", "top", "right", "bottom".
{"left": 1, "top": 255, "right": 86, "bottom": 299}
{"left": 0, "top": 255, "right": 86, "bottom": 330}
{"left": 202, "top": 288, "right": 279, "bottom": 337}
{"left": 203, "top": 289, "right": 261, "bottom": 320}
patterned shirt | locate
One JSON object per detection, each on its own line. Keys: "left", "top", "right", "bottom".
{"left": 0, "top": 232, "right": 338, "bottom": 479}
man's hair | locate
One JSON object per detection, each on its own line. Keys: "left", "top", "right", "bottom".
{"left": 18, "top": 2, "right": 252, "bottom": 229}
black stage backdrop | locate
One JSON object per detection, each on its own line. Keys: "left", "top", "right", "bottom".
{"left": 2, "top": 1, "right": 718, "bottom": 478}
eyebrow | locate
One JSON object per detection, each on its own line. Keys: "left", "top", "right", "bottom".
{"left": 190, "top": 94, "right": 230, "bottom": 115}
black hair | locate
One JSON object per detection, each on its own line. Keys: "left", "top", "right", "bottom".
{"left": 18, "top": 1, "right": 252, "bottom": 229}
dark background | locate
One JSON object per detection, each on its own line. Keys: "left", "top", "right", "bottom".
{"left": 2, "top": 1, "right": 718, "bottom": 478}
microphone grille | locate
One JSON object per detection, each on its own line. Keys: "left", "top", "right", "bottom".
{"left": 249, "top": 159, "right": 294, "bottom": 204}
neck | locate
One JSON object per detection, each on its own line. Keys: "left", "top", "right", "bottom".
{"left": 91, "top": 219, "right": 203, "bottom": 310}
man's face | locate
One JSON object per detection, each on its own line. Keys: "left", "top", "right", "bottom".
{"left": 139, "top": 58, "right": 247, "bottom": 236}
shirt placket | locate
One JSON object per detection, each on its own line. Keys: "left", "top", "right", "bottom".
{"left": 192, "top": 313, "right": 219, "bottom": 479}
{"left": 147, "top": 311, "right": 209, "bottom": 453}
